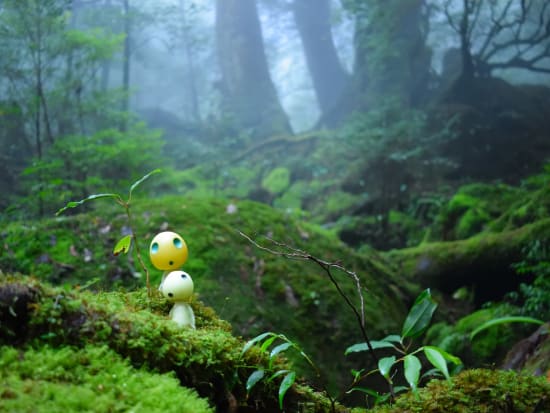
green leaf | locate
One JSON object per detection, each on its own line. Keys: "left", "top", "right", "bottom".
{"left": 423, "top": 346, "right": 450, "bottom": 380}
{"left": 268, "top": 369, "right": 291, "bottom": 382}
{"left": 55, "top": 193, "right": 120, "bottom": 216}
{"left": 246, "top": 369, "right": 265, "bottom": 393}
{"left": 401, "top": 289, "right": 438, "bottom": 339}
{"left": 378, "top": 356, "right": 396, "bottom": 380}
{"left": 381, "top": 334, "right": 402, "bottom": 343}
{"left": 259, "top": 335, "right": 278, "bottom": 353}
{"left": 403, "top": 354, "right": 421, "bottom": 391}
{"left": 113, "top": 235, "right": 132, "bottom": 256}
{"left": 270, "top": 342, "right": 292, "bottom": 359}
{"left": 242, "top": 332, "right": 273, "bottom": 355}
{"left": 129, "top": 169, "right": 161, "bottom": 199}
{"left": 470, "top": 316, "right": 544, "bottom": 340}
{"left": 345, "top": 340, "right": 396, "bottom": 355}
{"left": 278, "top": 371, "right": 296, "bottom": 410}
{"left": 346, "top": 387, "right": 392, "bottom": 405}
{"left": 425, "top": 345, "right": 462, "bottom": 366}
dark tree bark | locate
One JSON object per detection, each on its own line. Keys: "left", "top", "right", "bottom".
{"left": 292, "top": 0, "right": 349, "bottom": 128}
{"left": 337, "top": 0, "right": 432, "bottom": 119}
{"left": 215, "top": 0, "right": 291, "bottom": 138}
{"left": 121, "top": 0, "right": 130, "bottom": 131}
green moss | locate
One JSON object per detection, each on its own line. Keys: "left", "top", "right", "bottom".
{"left": 433, "top": 183, "right": 522, "bottom": 241}
{"left": 370, "top": 369, "right": 550, "bottom": 413}
{"left": 0, "top": 345, "right": 213, "bottom": 413}
{"left": 322, "top": 190, "right": 359, "bottom": 217}
{"left": 261, "top": 167, "right": 291, "bottom": 195}
{"left": 273, "top": 180, "right": 310, "bottom": 211}
{"left": 0, "top": 275, "right": 345, "bottom": 412}
{"left": 1, "top": 195, "right": 413, "bottom": 397}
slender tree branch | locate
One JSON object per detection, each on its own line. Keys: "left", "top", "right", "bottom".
{"left": 239, "top": 231, "right": 396, "bottom": 400}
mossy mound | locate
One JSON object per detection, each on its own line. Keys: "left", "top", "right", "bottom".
{"left": 369, "top": 369, "right": 550, "bottom": 413}
{"left": 0, "top": 345, "right": 213, "bottom": 413}
{"left": 0, "top": 275, "right": 340, "bottom": 412}
{"left": 0, "top": 196, "right": 413, "bottom": 391}
{"left": 431, "top": 183, "right": 523, "bottom": 241}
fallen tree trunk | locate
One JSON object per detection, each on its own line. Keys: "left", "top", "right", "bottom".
{"left": 383, "top": 218, "right": 550, "bottom": 304}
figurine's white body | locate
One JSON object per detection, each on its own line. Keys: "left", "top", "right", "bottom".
{"left": 169, "top": 302, "right": 196, "bottom": 329}
{"left": 160, "top": 270, "right": 196, "bottom": 329}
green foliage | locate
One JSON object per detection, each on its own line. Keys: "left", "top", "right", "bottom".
{"left": 346, "top": 289, "right": 461, "bottom": 402}
{"left": 56, "top": 169, "right": 161, "bottom": 295}
{"left": 242, "top": 332, "right": 322, "bottom": 410}
{"left": 0, "top": 345, "right": 213, "bottom": 413}
{"left": 22, "top": 124, "right": 165, "bottom": 216}
{"left": 425, "top": 303, "right": 534, "bottom": 366}
{"left": 511, "top": 239, "right": 550, "bottom": 321}
{"left": 470, "top": 316, "right": 544, "bottom": 340}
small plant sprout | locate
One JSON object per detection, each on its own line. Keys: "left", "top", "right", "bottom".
{"left": 345, "top": 289, "right": 462, "bottom": 401}
{"left": 56, "top": 169, "right": 161, "bottom": 296}
{"left": 242, "top": 332, "right": 333, "bottom": 411}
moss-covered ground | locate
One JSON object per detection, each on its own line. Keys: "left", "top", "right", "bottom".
{"left": 1, "top": 167, "right": 549, "bottom": 411}
{"left": 0, "top": 196, "right": 414, "bottom": 394}
{"left": 0, "top": 275, "right": 340, "bottom": 412}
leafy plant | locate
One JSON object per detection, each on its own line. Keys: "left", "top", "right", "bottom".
{"left": 242, "top": 332, "right": 331, "bottom": 411}
{"left": 470, "top": 316, "right": 544, "bottom": 340}
{"left": 345, "top": 289, "right": 462, "bottom": 402}
{"left": 56, "top": 169, "right": 161, "bottom": 295}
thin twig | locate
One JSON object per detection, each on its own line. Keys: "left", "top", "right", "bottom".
{"left": 239, "top": 231, "right": 395, "bottom": 400}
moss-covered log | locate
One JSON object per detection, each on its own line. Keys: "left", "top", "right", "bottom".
{"left": 384, "top": 218, "right": 550, "bottom": 304}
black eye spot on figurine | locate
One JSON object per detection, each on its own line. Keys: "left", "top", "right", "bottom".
{"left": 181, "top": 273, "right": 187, "bottom": 279}
{"left": 168, "top": 292, "right": 174, "bottom": 298}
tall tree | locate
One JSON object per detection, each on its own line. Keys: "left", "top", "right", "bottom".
{"left": 333, "top": 0, "right": 432, "bottom": 123}
{"left": 292, "top": 0, "right": 350, "bottom": 127}
{"left": 215, "top": 0, "right": 291, "bottom": 138}
{"left": 441, "top": 0, "right": 550, "bottom": 90}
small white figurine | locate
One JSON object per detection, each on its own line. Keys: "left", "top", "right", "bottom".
{"left": 160, "top": 270, "right": 195, "bottom": 329}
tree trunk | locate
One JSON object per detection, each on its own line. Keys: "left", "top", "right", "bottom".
{"left": 121, "top": 0, "right": 130, "bottom": 131}
{"left": 180, "top": 0, "right": 200, "bottom": 123}
{"left": 340, "top": 0, "right": 432, "bottom": 115}
{"left": 292, "top": 0, "right": 349, "bottom": 128}
{"left": 215, "top": 0, "right": 291, "bottom": 138}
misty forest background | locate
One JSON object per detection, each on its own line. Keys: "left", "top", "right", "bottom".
{"left": 1, "top": 0, "right": 550, "bottom": 411}
{"left": 2, "top": 0, "right": 549, "bottom": 221}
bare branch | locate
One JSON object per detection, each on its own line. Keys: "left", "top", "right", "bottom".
{"left": 239, "top": 230, "right": 396, "bottom": 400}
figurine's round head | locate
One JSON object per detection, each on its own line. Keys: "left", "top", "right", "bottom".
{"left": 149, "top": 231, "right": 188, "bottom": 270}
{"left": 161, "top": 270, "right": 194, "bottom": 302}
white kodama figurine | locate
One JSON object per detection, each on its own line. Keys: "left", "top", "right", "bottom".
{"left": 160, "top": 270, "right": 195, "bottom": 329}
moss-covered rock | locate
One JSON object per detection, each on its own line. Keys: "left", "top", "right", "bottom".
{"left": 0, "top": 275, "right": 342, "bottom": 412}
{"left": 262, "top": 167, "right": 291, "bottom": 195}
{"left": 369, "top": 369, "right": 550, "bottom": 413}
{"left": 431, "top": 183, "right": 523, "bottom": 241}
